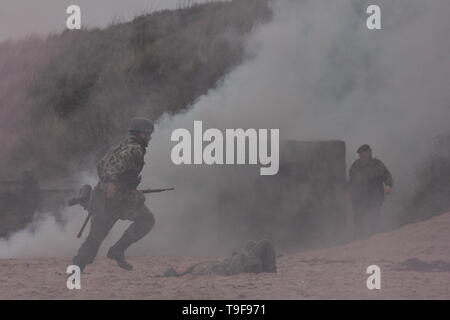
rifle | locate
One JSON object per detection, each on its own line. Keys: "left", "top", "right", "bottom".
{"left": 70, "top": 186, "right": 174, "bottom": 238}
{"left": 140, "top": 188, "right": 175, "bottom": 194}
{"left": 77, "top": 211, "right": 92, "bottom": 238}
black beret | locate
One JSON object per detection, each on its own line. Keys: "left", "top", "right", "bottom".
{"left": 357, "top": 144, "right": 372, "bottom": 154}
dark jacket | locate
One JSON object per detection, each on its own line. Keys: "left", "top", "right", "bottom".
{"left": 348, "top": 158, "right": 393, "bottom": 206}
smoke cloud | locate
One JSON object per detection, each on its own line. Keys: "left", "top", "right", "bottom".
{"left": 133, "top": 0, "right": 450, "bottom": 256}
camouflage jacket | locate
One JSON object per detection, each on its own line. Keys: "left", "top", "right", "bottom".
{"left": 348, "top": 157, "right": 393, "bottom": 205}
{"left": 97, "top": 135, "right": 146, "bottom": 190}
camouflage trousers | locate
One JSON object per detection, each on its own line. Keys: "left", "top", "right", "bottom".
{"left": 73, "top": 189, "right": 155, "bottom": 269}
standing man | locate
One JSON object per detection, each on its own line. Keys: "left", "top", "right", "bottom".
{"left": 73, "top": 117, "right": 155, "bottom": 271}
{"left": 348, "top": 144, "right": 393, "bottom": 239}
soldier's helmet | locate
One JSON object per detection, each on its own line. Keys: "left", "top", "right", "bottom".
{"left": 357, "top": 144, "right": 371, "bottom": 154}
{"left": 128, "top": 117, "right": 154, "bottom": 134}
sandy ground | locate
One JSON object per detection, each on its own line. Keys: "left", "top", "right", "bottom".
{"left": 1, "top": 212, "right": 449, "bottom": 300}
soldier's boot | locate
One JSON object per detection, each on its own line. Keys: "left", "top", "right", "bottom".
{"left": 72, "top": 256, "right": 86, "bottom": 274}
{"left": 73, "top": 214, "right": 116, "bottom": 273}
{"left": 107, "top": 245, "right": 133, "bottom": 271}
{"left": 107, "top": 209, "right": 155, "bottom": 271}
{"left": 73, "top": 234, "right": 106, "bottom": 273}
{"left": 72, "top": 256, "right": 89, "bottom": 273}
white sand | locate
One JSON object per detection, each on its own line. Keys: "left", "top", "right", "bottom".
{"left": 1, "top": 212, "right": 449, "bottom": 299}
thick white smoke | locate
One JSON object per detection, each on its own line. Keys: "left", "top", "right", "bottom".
{"left": 133, "top": 0, "right": 450, "bottom": 256}
{"left": 1, "top": 0, "right": 449, "bottom": 259}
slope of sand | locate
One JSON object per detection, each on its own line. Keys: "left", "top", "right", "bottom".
{"left": 1, "top": 212, "right": 449, "bottom": 299}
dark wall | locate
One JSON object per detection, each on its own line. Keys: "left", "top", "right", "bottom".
{"left": 218, "top": 140, "right": 348, "bottom": 251}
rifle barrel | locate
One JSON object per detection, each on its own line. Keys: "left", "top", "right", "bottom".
{"left": 140, "top": 188, "right": 174, "bottom": 194}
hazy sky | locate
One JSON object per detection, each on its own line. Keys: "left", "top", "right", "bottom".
{"left": 0, "top": 0, "right": 218, "bottom": 43}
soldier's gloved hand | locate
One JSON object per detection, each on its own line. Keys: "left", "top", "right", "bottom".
{"left": 106, "top": 182, "right": 117, "bottom": 198}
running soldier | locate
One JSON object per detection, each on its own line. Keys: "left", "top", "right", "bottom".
{"left": 73, "top": 117, "right": 155, "bottom": 271}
